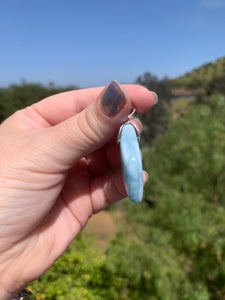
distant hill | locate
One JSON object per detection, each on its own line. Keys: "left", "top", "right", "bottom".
{"left": 172, "top": 56, "right": 225, "bottom": 90}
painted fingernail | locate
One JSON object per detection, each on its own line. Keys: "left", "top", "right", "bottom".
{"left": 152, "top": 92, "right": 158, "bottom": 105}
{"left": 132, "top": 116, "right": 143, "bottom": 132}
{"left": 101, "top": 80, "right": 126, "bottom": 116}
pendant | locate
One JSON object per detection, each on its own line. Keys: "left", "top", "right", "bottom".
{"left": 118, "top": 109, "right": 143, "bottom": 203}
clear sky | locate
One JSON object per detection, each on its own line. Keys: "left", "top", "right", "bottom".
{"left": 0, "top": 0, "right": 225, "bottom": 88}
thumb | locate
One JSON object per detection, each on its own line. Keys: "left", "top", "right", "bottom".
{"left": 42, "top": 80, "right": 131, "bottom": 169}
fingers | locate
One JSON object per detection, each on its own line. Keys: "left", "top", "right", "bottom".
{"left": 86, "top": 143, "right": 121, "bottom": 177}
{"left": 48, "top": 169, "right": 148, "bottom": 241}
{"left": 91, "top": 170, "right": 149, "bottom": 213}
{"left": 86, "top": 116, "right": 143, "bottom": 177}
{"left": 31, "top": 83, "right": 157, "bottom": 126}
{"left": 39, "top": 171, "right": 128, "bottom": 257}
{"left": 90, "top": 172, "right": 127, "bottom": 213}
{"left": 43, "top": 171, "right": 127, "bottom": 253}
{"left": 39, "top": 81, "right": 133, "bottom": 170}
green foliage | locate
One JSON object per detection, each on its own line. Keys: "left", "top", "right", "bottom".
{"left": 107, "top": 228, "right": 208, "bottom": 300}
{"left": 172, "top": 56, "right": 225, "bottom": 89}
{"left": 28, "top": 235, "right": 108, "bottom": 300}
{"left": 170, "top": 97, "right": 195, "bottom": 116}
{"left": 206, "top": 75, "right": 225, "bottom": 96}
{"left": 140, "top": 94, "right": 225, "bottom": 298}
{"left": 0, "top": 82, "right": 78, "bottom": 122}
{"left": 145, "top": 94, "right": 225, "bottom": 206}
{"left": 136, "top": 72, "right": 172, "bottom": 103}
{"left": 123, "top": 195, "right": 224, "bottom": 299}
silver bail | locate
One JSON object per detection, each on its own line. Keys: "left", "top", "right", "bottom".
{"left": 117, "top": 106, "right": 140, "bottom": 143}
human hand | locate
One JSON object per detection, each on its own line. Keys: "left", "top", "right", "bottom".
{"left": 0, "top": 81, "right": 156, "bottom": 299}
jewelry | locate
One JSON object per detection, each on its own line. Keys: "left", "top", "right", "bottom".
{"left": 11, "top": 289, "right": 33, "bottom": 300}
{"left": 118, "top": 107, "right": 143, "bottom": 203}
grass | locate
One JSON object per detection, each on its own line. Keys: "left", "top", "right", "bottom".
{"left": 170, "top": 97, "right": 195, "bottom": 118}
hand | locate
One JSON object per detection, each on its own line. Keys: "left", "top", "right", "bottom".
{"left": 0, "top": 81, "right": 156, "bottom": 299}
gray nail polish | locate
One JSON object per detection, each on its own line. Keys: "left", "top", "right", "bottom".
{"left": 101, "top": 80, "right": 126, "bottom": 116}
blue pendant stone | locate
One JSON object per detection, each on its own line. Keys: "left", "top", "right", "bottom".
{"left": 120, "top": 123, "right": 143, "bottom": 203}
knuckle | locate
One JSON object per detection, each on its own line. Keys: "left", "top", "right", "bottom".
{"left": 76, "top": 108, "right": 105, "bottom": 146}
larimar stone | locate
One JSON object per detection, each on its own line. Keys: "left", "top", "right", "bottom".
{"left": 120, "top": 123, "right": 143, "bottom": 203}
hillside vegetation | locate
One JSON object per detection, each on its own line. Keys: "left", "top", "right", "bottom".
{"left": 172, "top": 56, "right": 225, "bottom": 89}
{"left": 0, "top": 82, "right": 78, "bottom": 123}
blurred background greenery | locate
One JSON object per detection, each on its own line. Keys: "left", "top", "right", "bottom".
{"left": 1, "top": 56, "right": 225, "bottom": 299}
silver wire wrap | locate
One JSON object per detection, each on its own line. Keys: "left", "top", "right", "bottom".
{"left": 117, "top": 107, "right": 140, "bottom": 143}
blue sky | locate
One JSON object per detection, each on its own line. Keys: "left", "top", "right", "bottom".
{"left": 0, "top": 0, "right": 225, "bottom": 88}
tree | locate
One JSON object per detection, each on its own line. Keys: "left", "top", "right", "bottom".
{"left": 136, "top": 72, "right": 172, "bottom": 103}
{"left": 0, "top": 82, "right": 79, "bottom": 123}
{"left": 135, "top": 72, "right": 170, "bottom": 144}
{"left": 206, "top": 75, "right": 225, "bottom": 96}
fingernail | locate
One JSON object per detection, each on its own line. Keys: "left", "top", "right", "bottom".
{"left": 152, "top": 92, "right": 158, "bottom": 105}
{"left": 101, "top": 80, "right": 126, "bottom": 116}
{"left": 143, "top": 170, "right": 149, "bottom": 183}
{"left": 132, "top": 116, "right": 143, "bottom": 132}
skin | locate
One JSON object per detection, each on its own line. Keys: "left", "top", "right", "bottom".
{"left": 0, "top": 83, "right": 156, "bottom": 299}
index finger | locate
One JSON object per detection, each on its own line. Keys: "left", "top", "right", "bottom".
{"left": 32, "top": 83, "right": 157, "bottom": 126}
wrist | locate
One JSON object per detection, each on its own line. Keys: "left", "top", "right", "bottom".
{"left": 0, "top": 287, "right": 14, "bottom": 300}
{"left": 0, "top": 264, "right": 24, "bottom": 300}
{"left": 0, "top": 280, "right": 17, "bottom": 300}
{"left": 0, "top": 278, "right": 33, "bottom": 300}
{"left": 0, "top": 289, "right": 33, "bottom": 300}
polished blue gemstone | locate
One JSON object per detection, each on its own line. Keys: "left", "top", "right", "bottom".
{"left": 120, "top": 123, "right": 143, "bottom": 203}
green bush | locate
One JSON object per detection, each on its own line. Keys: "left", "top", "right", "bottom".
{"left": 138, "top": 94, "right": 225, "bottom": 298}
{"left": 143, "top": 94, "right": 225, "bottom": 206}
{"left": 0, "top": 82, "right": 78, "bottom": 122}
